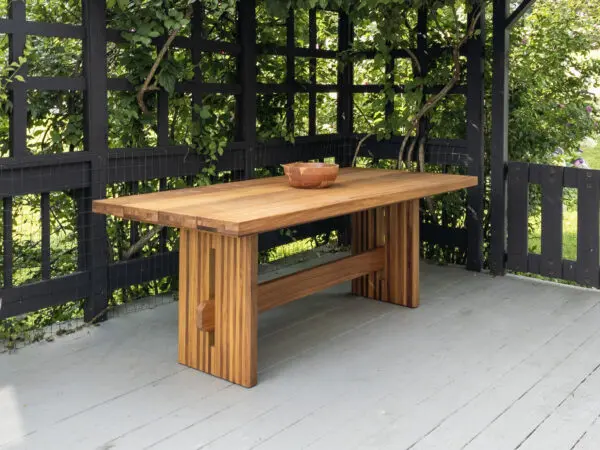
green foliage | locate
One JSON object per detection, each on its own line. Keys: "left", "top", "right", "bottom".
{"left": 498, "top": 0, "right": 600, "bottom": 228}
{"left": 507, "top": 0, "right": 600, "bottom": 164}
{"left": 0, "top": 59, "right": 25, "bottom": 105}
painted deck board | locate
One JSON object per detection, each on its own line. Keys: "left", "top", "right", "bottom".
{"left": 1, "top": 258, "right": 600, "bottom": 450}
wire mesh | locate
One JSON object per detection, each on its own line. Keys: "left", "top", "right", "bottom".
{"left": 0, "top": 0, "right": 484, "bottom": 349}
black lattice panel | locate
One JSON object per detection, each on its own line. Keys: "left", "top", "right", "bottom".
{"left": 0, "top": 0, "right": 485, "bottom": 321}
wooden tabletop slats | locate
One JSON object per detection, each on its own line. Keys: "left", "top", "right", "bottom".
{"left": 93, "top": 168, "right": 477, "bottom": 235}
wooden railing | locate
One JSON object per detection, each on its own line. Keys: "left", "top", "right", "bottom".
{"left": 507, "top": 162, "right": 600, "bottom": 287}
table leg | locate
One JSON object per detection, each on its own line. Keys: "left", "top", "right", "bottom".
{"left": 178, "top": 229, "right": 258, "bottom": 387}
{"left": 351, "top": 200, "right": 420, "bottom": 307}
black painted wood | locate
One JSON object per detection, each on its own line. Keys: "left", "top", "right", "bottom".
{"left": 490, "top": 0, "right": 510, "bottom": 275}
{"left": 539, "top": 165, "right": 564, "bottom": 279}
{"left": 506, "top": 0, "right": 537, "bottom": 29}
{"left": 258, "top": 44, "right": 337, "bottom": 59}
{"left": 562, "top": 260, "right": 577, "bottom": 282}
{"left": 0, "top": 272, "right": 90, "bottom": 320}
{"left": 106, "top": 28, "right": 241, "bottom": 55}
{"left": 75, "top": 190, "right": 87, "bottom": 272}
{"left": 465, "top": 0, "right": 485, "bottom": 272}
{"left": 157, "top": 39, "right": 170, "bottom": 149}
{"left": 0, "top": 19, "right": 84, "bottom": 39}
{"left": 337, "top": 12, "right": 353, "bottom": 142}
{"left": 190, "top": 1, "right": 204, "bottom": 156}
{"left": 41, "top": 193, "right": 51, "bottom": 280}
{"left": 421, "top": 223, "right": 468, "bottom": 250}
{"left": 82, "top": 0, "right": 109, "bottom": 323}
{"left": 416, "top": 8, "right": 428, "bottom": 137}
{"left": 238, "top": 0, "right": 257, "bottom": 178}
{"left": 576, "top": 169, "right": 600, "bottom": 287}
{"left": 308, "top": 9, "right": 317, "bottom": 136}
{"left": 8, "top": 0, "right": 27, "bottom": 160}
{"left": 159, "top": 178, "right": 168, "bottom": 253}
{"left": 504, "top": 162, "right": 600, "bottom": 287}
{"left": 356, "top": 135, "right": 470, "bottom": 166}
{"left": 0, "top": 161, "right": 91, "bottom": 196}
{"left": 2, "top": 198, "right": 13, "bottom": 288}
{"left": 27, "top": 76, "right": 85, "bottom": 90}
{"left": 108, "top": 252, "right": 179, "bottom": 292}
{"left": 528, "top": 253, "right": 541, "bottom": 275}
{"left": 157, "top": 33, "right": 170, "bottom": 255}
{"left": 128, "top": 182, "right": 140, "bottom": 259}
{"left": 286, "top": 12, "right": 295, "bottom": 136}
{"left": 506, "top": 162, "right": 529, "bottom": 272}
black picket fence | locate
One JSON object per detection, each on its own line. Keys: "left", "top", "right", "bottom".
{"left": 507, "top": 162, "right": 600, "bottom": 287}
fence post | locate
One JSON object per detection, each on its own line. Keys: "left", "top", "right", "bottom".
{"left": 8, "top": 0, "right": 26, "bottom": 160}
{"left": 286, "top": 11, "right": 295, "bottom": 139}
{"left": 490, "top": 0, "right": 510, "bottom": 275}
{"left": 3, "top": 1, "right": 26, "bottom": 291}
{"left": 337, "top": 11, "right": 353, "bottom": 167}
{"left": 82, "top": 0, "right": 109, "bottom": 322}
{"left": 308, "top": 9, "right": 317, "bottom": 138}
{"left": 337, "top": 12, "right": 353, "bottom": 244}
{"left": 466, "top": 0, "right": 485, "bottom": 271}
{"left": 238, "top": 0, "right": 257, "bottom": 179}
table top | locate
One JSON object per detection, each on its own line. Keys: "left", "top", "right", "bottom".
{"left": 93, "top": 168, "right": 477, "bottom": 236}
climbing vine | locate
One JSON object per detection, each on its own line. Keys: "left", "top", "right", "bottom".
{"left": 114, "top": 0, "right": 485, "bottom": 174}
{"left": 108, "top": 0, "right": 237, "bottom": 181}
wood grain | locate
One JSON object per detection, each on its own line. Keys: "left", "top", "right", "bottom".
{"left": 195, "top": 248, "right": 385, "bottom": 332}
{"left": 196, "top": 300, "right": 215, "bottom": 333}
{"left": 352, "top": 200, "right": 420, "bottom": 307}
{"left": 178, "top": 229, "right": 257, "bottom": 387}
{"left": 93, "top": 168, "right": 477, "bottom": 236}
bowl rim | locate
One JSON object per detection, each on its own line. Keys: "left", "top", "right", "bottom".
{"left": 281, "top": 162, "right": 339, "bottom": 169}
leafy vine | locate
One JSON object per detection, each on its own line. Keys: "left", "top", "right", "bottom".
{"left": 109, "top": 0, "right": 237, "bottom": 180}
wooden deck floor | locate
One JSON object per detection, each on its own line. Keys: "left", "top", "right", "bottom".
{"left": 2, "top": 255, "right": 600, "bottom": 450}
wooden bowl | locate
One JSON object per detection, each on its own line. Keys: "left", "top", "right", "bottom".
{"left": 282, "top": 162, "right": 339, "bottom": 189}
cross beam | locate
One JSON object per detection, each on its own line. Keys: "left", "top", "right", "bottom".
{"left": 506, "top": 0, "right": 537, "bottom": 30}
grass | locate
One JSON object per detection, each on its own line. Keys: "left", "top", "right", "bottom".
{"left": 528, "top": 48, "right": 600, "bottom": 265}
{"left": 528, "top": 136, "right": 600, "bottom": 262}
{"left": 261, "top": 231, "right": 341, "bottom": 263}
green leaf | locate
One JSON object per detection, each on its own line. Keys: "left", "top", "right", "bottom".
{"left": 199, "top": 107, "right": 211, "bottom": 119}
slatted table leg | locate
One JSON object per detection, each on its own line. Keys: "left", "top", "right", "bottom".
{"left": 351, "top": 200, "right": 420, "bottom": 308}
{"left": 178, "top": 229, "right": 258, "bottom": 388}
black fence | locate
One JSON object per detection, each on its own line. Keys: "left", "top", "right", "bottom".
{"left": 507, "top": 162, "right": 600, "bottom": 287}
{"left": 0, "top": 0, "right": 485, "bottom": 322}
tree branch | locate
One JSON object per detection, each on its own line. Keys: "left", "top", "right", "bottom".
{"left": 405, "top": 48, "right": 421, "bottom": 76}
{"left": 417, "top": 135, "right": 426, "bottom": 172}
{"left": 352, "top": 133, "right": 374, "bottom": 167}
{"left": 406, "top": 132, "right": 420, "bottom": 169}
{"left": 122, "top": 226, "right": 164, "bottom": 260}
{"left": 137, "top": 8, "right": 192, "bottom": 115}
{"left": 398, "top": 7, "right": 482, "bottom": 170}
{"left": 352, "top": 100, "right": 377, "bottom": 166}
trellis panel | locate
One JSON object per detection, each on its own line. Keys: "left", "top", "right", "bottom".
{"left": 0, "top": 1, "right": 485, "bottom": 322}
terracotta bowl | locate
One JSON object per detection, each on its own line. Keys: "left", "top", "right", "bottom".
{"left": 282, "top": 162, "right": 339, "bottom": 189}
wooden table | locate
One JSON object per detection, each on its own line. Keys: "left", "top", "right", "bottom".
{"left": 93, "top": 168, "right": 477, "bottom": 387}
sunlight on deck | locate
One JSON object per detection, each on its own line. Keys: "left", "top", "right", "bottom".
{"left": 2, "top": 256, "right": 600, "bottom": 450}
{"left": 0, "top": 387, "right": 24, "bottom": 447}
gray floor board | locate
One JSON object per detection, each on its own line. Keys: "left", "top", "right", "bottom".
{"left": 2, "top": 259, "right": 600, "bottom": 450}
